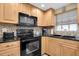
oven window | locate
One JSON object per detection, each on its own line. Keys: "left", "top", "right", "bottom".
{"left": 26, "top": 41, "right": 39, "bottom": 54}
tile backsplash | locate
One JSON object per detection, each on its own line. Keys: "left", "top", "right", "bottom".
{"left": 0, "top": 24, "right": 17, "bottom": 37}
{"left": 54, "top": 31, "right": 79, "bottom": 36}
{"left": 1, "top": 23, "right": 79, "bottom": 38}
{"left": 0, "top": 24, "right": 42, "bottom": 38}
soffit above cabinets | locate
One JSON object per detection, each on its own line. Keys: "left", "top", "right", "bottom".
{"left": 30, "top": 3, "right": 69, "bottom": 11}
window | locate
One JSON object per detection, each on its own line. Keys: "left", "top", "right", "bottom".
{"left": 62, "top": 25, "right": 69, "bottom": 31}
{"left": 69, "top": 24, "right": 78, "bottom": 31}
{"left": 56, "top": 10, "right": 77, "bottom": 25}
{"left": 56, "top": 25, "right": 62, "bottom": 31}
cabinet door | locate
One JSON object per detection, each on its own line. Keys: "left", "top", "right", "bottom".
{"left": 77, "top": 4, "right": 79, "bottom": 24}
{"left": 41, "top": 37, "right": 46, "bottom": 55}
{"left": 42, "top": 37, "right": 61, "bottom": 56}
{"left": 44, "top": 9, "right": 55, "bottom": 26}
{"left": 49, "top": 39, "right": 61, "bottom": 56}
{"left": 45, "top": 37, "right": 49, "bottom": 54}
{"left": 31, "top": 7, "right": 37, "bottom": 16}
{"left": 4, "top": 4, "right": 18, "bottom": 24}
{"left": 21, "top": 4, "right": 31, "bottom": 15}
{"left": 61, "top": 45, "right": 76, "bottom": 56}
{"left": 45, "top": 38, "right": 53, "bottom": 55}
{"left": 0, "top": 41, "right": 20, "bottom": 56}
{"left": 0, "top": 47, "right": 20, "bottom": 56}
{"left": 76, "top": 49, "right": 79, "bottom": 56}
{"left": 0, "top": 4, "right": 4, "bottom": 22}
{"left": 37, "top": 9, "right": 44, "bottom": 26}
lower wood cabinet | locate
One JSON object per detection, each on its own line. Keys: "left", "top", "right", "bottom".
{"left": 45, "top": 38, "right": 61, "bottom": 56}
{"left": 61, "top": 45, "right": 76, "bottom": 56}
{"left": 0, "top": 41, "right": 20, "bottom": 56}
{"left": 75, "top": 49, "right": 79, "bottom": 56}
{"left": 42, "top": 37, "right": 79, "bottom": 56}
{"left": 41, "top": 37, "right": 45, "bottom": 55}
{"left": 41, "top": 37, "right": 49, "bottom": 55}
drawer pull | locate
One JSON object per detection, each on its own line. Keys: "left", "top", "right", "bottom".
{"left": 6, "top": 45, "right": 10, "bottom": 47}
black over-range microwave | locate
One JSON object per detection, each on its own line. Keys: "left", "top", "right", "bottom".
{"left": 19, "top": 12, "right": 37, "bottom": 27}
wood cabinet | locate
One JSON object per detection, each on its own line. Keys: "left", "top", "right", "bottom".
{"left": 20, "top": 4, "right": 32, "bottom": 15}
{"left": 3, "top": 4, "right": 19, "bottom": 24}
{"left": 61, "top": 45, "right": 76, "bottom": 56}
{"left": 44, "top": 9, "right": 55, "bottom": 26}
{"left": 0, "top": 4, "right": 19, "bottom": 24}
{"left": 0, "top": 4, "right": 4, "bottom": 22}
{"left": 44, "top": 37, "right": 61, "bottom": 56}
{"left": 30, "top": 6, "right": 45, "bottom": 26}
{"left": 31, "top": 6, "right": 37, "bottom": 16}
{"left": 77, "top": 4, "right": 79, "bottom": 24}
{"left": 0, "top": 3, "right": 55, "bottom": 26}
{"left": 0, "top": 3, "right": 32, "bottom": 24}
{"left": 31, "top": 6, "right": 55, "bottom": 26}
{"left": 42, "top": 37, "right": 79, "bottom": 56}
{"left": 44, "top": 37, "right": 49, "bottom": 54}
{"left": 42, "top": 37, "right": 59, "bottom": 55}
{"left": 37, "top": 9, "right": 44, "bottom": 26}
{"left": 51, "top": 39, "right": 61, "bottom": 56}
{"left": 41, "top": 37, "right": 46, "bottom": 55}
{"left": 0, "top": 41, "right": 20, "bottom": 56}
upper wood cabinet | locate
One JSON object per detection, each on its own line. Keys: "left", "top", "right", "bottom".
{"left": 0, "top": 3, "right": 55, "bottom": 26}
{"left": 0, "top": 4, "right": 4, "bottom": 22}
{"left": 20, "top": 4, "right": 31, "bottom": 15}
{"left": 77, "top": 4, "right": 79, "bottom": 24}
{"left": 0, "top": 4, "right": 19, "bottom": 24}
{"left": 3, "top": 4, "right": 19, "bottom": 24}
{"left": 31, "top": 6, "right": 37, "bottom": 16}
{"left": 37, "top": 9, "right": 44, "bottom": 26}
{"left": 29, "top": 6, "right": 44, "bottom": 26}
{"left": 0, "top": 3, "right": 32, "bottom": 24}
{"left": 44, "top": 9, "right": 55, "bottom": 26}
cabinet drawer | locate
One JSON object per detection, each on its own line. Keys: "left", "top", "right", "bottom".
{"left": 0, "top": 41, "right": 20, "bottom": 51}
{"left": 0, "top": 47, "right": 20, "bottom": 56}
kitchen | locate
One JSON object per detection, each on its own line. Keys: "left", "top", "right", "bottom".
{"left": 0, "top": 3, "right": 79, "bottom": 56}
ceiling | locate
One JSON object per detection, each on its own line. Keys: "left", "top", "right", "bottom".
{"left": 30, "top": 3, "right": 69, "bottom": 11}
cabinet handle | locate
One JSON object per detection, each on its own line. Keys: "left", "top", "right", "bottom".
{"left": 6, "top": 45, "right": 10, "bottom": 47}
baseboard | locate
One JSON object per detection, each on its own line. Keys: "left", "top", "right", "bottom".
{"left": 44, "top": 53, "right": 50, "bottom": 56}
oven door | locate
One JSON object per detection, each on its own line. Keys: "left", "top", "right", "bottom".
{"left": 21, "top": 40, "right": 40, "bottom": 56}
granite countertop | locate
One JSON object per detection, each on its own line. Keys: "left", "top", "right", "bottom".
{"left": 0, "top": 37, "right": 20, "bottom": 43}
{"left": 42, "top": 35, "right": 79, "bottom": 41}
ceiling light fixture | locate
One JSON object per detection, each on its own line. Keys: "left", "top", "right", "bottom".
{"left": 41, "top": 4, "right": 45, "bottom": 7}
